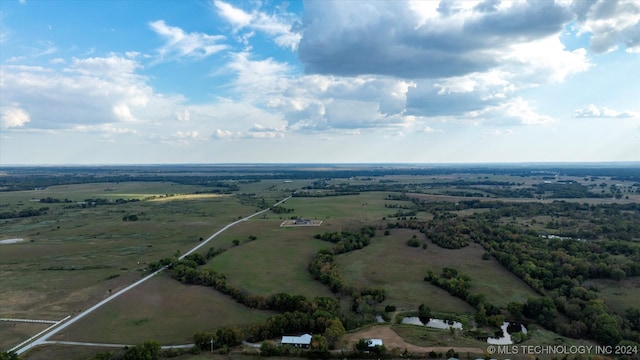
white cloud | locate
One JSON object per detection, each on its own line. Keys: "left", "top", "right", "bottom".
{"left": 225, "top": 52, "right": 292, "bottom": 99}
{"left": 574, "top": 104, "right": 637, "bottom": 118}
{"left": 470, "top": 98, "right": 555, "bottom": 126}
{"left": 504, "top": 36, "right": 591, "bottom": 84}
{"left": 49, "top": 57, "right": 66, "bottom": 64}
{"left": 0, "top": 105, "right": 30, "bottom": 129}
{"left": 1, "top": 56, "right": 164, "bottom": 130}
{"left": 212, "top": 129, "right": 234, "bottom": 139}
{"left": 213, "top": 0, "right": 301, "bottom": 50}
{"left": 213, "top": 0, "right": 252, "bottom": 28}
{"left": 246, "top": 124, "right": 285, "bottom": 139}
{"left": 149, "top": 20, "right": 227, "bottom": 61}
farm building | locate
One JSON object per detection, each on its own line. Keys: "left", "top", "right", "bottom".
{"left": 281, "top": 333, "right": 312, "bottom": 348}
{"left": 294, "top": 218, "right": 313, "bottom": 225}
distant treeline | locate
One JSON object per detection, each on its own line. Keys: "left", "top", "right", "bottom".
{"left": 2, "top": 164, "right": 639, "bottom": 191}
{"left": 0, "top": 207, "right": 48, "bottom": 220}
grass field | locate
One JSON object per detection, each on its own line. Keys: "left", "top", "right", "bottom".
{"left": 3, "top": 170, "right": 638, "bottom": 358}
{"left": 584, "top": 277, "right": 640, "bottom": 314}
{"left": 336, "top": 228, "right": 539, "bottom": 314}
{"left": 0, "top": 322, "right": 48, "bottom": 351}
{"left": 56, "top": 274, "right": 274, "bottom": 344}
{"left": 204, "top": 219, "right": 335, "bottom": 298}
{"left": 0, "top": 182, "right": 270, "bottom": 350}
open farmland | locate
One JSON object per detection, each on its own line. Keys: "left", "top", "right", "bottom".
{"left": 336, "top": 227, "right": 539, "bottom": 313}
{"left": 0, "top": 180, "right": 262, "bottom": 350}
{"left": 53, "top": 274, "right": 274, "bottom": 344}
{"left": 203, "top": 220, "right": 335, "bottom": 298}
{"left": 1, "top": 164, "right": 639, "bottom": 360}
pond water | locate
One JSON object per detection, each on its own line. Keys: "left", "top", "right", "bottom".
{"left": 401, "top": 316, "right": 463, "bottom": 330}
{"left": 0, "top": 238, "right": 24, "bottom": 245}
{"left": 487, "top": 322, "right": 528, "bottom": 345}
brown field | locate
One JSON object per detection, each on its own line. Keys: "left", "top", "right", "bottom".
{"left": 342, "top": 325, "right": 484, "bottom": 355}
{"left": 0, "top": 322, "right": 49, "bottom": 351}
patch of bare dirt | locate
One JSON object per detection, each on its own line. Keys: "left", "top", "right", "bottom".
{"left": 343, "top": 325, "right": 484, "bottom": 355}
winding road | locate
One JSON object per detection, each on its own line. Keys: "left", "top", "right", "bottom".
{"left": 14, "top": 196, "right": 291, "bottom": 355}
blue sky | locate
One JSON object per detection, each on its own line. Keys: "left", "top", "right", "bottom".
{"left": 1, "top": 0, "right": 639, "bottom": 164}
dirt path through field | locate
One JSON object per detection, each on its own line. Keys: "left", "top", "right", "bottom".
{"left": 343, "top": 325, "right": 485, "bottom": 356}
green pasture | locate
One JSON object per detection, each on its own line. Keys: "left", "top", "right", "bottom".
{"left": 336, "top": 228, "right": 539, "bottom": 314}
{"left": 59, "top": 274, "right": 273, "bottom": 344}
{"left": 204, "top": 219, "right": 335, "bottom": 298}
{"left": 283, "top": 192, "right": 398, "bottom": 226}
{"left": 584, "top": 277, "right": 640, "bottom": 314}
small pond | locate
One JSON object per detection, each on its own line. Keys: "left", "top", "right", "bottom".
{"left": 0, "top": 238, "right": 24, "bottom": 245}
{"left": 401, "top": 316, "right": 463, "bottom": 330}
{"left": 487, "top": 322, "right": 528, "bottom": 345}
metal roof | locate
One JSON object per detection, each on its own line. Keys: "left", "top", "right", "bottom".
{"left": 281, "top": 333, "right": 312, "bottom": 345}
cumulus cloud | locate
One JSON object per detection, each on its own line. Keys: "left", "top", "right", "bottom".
{"left": 0, "top": 56, "right": 169, "bottom": 130}
{"left": 572, "top": 0, "right": 640, "bottom": 53}
{"left": 466, "top": 98, "right": 555, "bottom": 126}
{"left": 149, "top": 20, "right": 227, "bottom": 60}
{"left": 298, "top": 1, "right": 573, "bottom": 78}
{"left": 213, "top": 0, "right": 301, "bottom": 50}
{"left": 574, "top": 104, "right": 637, "bottom": 118}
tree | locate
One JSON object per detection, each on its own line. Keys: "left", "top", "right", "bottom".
{"left": 0, "top": 351, "right": 19, "bottom": 360}
{"left": 507, "top": 302, "right": 524, "bottom": 320}
{"left": 594, "top": 313, "right": 622, "bottom": 345}
{"left": 122, "top": 341, "right": 160, "bottom": 360}
{"left": 355, "top": 339, "right": 369, "bottom": 353}
{"left": 418, "top": 304, "right": 431, "bottom": 322}
{"left": 260, "top": 341, "right": 278, "bottom": 356}
{"left": 310, "top": 334, "right": 328, "bottom": 354}
{"left": 323, "top": 318, "right": 346, "bottom": 349}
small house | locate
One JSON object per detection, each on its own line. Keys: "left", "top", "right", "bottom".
{"left": 281, "top": 333, "right": 313, "bottom": 348}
